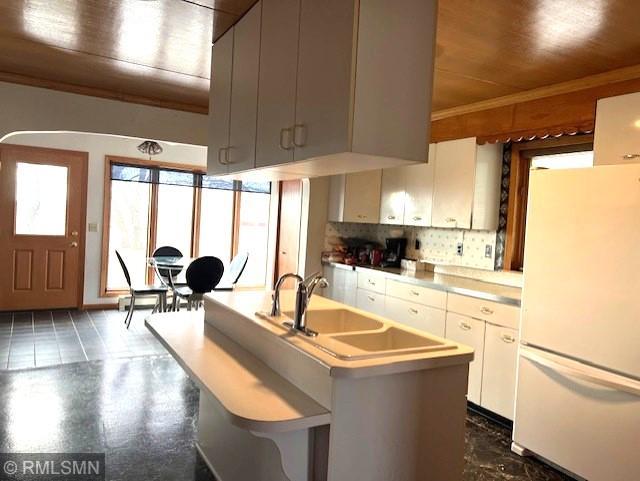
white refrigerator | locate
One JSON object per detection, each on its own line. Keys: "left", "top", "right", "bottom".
{"left": 512, "top": 164, "right": 640, "bottom": 481}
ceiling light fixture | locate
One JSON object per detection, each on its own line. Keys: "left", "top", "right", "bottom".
{"left": 137, "top": 140, "right": 163, "bottom": 158}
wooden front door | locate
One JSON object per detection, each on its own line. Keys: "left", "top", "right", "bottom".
{"left": 276, "top": 180, "right": 302, "bottom": 288}
{"left": 0, "top": 145, "right": 87, "bottom": 311}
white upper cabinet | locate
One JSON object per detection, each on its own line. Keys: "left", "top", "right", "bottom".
{"left": 207, "top": 33, "right": 233, "bottom": 176}
{"left": 594, "top": 92, "right": 640, "bottom": 165}
{"left": 255, "top": 0, "right": 300, "bottom": 168}
{"left": 379, "top": 168, "right": 406, "bottom": 225}
{"left": 226, "top": 2, "right": 261, "bottom": 172}
{"left": 404, "top": 144, "right": 436, "bottom": 227}
{"left": 328, "top": 171, "right": 382, "bottom": 224}
{"left": 432, "top": 138, "right": 502, "bottom": 230}
{"left": 379, "top": 143, "right": 436, "bottom": 226}
{"left": 208, "top": 0, "right": 437, "bottom": 179}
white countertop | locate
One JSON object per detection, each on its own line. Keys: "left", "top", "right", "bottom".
{"left": 145, "top": 312, "right": 331, "bottom": 433}
{"left": 327, "top": 262, "right": 521, "bottom": 306}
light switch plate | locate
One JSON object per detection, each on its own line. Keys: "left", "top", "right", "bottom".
{"left": 88, "top": 222, "right": 99, "bottom": 233}
{"left": 485, "top": 244, "right": 492, "bottom": 258}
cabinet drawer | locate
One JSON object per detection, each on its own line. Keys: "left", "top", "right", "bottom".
{"left": 385, "top": 279, "right": 446, "bottom": 309}
{"left": 481, "top": 324, "right": 519, "bottom": 420}
{"left": 445, "top": 312, "right": 485, "bottom": 405}
{"left": 447, "top": 293, "right": 519, "bottom": 329}
{"left": 357, "top": 271, "right": 386, "bottom": 294}
{"left": 356, "top": 289, "right": 385, "bottom": 317}
{"left": 384, "top": 296, "right": 445, "bottom": 337}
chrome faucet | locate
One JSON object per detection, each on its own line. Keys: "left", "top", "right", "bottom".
{"left": 271, "top": 272, "right": 328, "bottom": 337}
{"left": 270, "top": 273, "right": 303, "bottom": 317}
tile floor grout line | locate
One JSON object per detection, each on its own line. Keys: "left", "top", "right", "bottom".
{"left": 68, "top": 310, "right": 89, "bottom": 362}
{"left": 86, "top": 310, "right": 113, "bottom": 356}
{"left": 48, "top": 310, "right": 63, "bottom": 366}
{"left": 31, "top": 311, "right": 35, "bottom": 365}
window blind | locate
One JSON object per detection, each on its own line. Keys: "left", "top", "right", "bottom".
{"left": 110, "top": 163, "right": 270, "bottom": 194}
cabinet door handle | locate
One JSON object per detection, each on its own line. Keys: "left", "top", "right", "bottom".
{"left": 412, "top": 216, "right": 422, "bottom": 221}
{"left": 357, "top": 214, "right": 367, "bottom": 219}
{"left": 445, "top": 217, "right": 457, "bottom": 223}
{"left": 480, "top": 307, "right": 494, "bottom": 315}
{"left": 458, "top": 321, "right": 471, "bottom": 331}
{"left": 217, "top": 147, "right": 226, "bottom": 165}
{"left": 367, "top": 279, "right": 376, "bottom": 286}
{"left": 501, "top": 334, "right": 516, "bottom": 344}
{"left": 622, "top": 153, "right": 640, "bottom": 160}
{"left": 367, "top": 295, "right": 375, "bottom": 302}
{"left": 293, "top": 124, "right": 306, "bottom": 147}
{"left": 408, "top": 308, "right": 419, "bottom": 315}
{"left": 279, "top": 128, "right": 293, "bottom": 150}
{"left": 387, "top": 215, "right": 396, "bottom": 220}
{"left": 410, "top": 290, "right": 420, "bottom": 296}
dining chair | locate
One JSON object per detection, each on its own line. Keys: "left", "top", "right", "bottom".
{"left": 171, "top": 256, "right": 224, "bottom": 311}
{"left": 151, "top": 245, "right": 183, "bottom": 286}
{"left": 214, "top": 252, "right": 249, "bottom": 291}
{"left": 116, "top": 250, "right": 168, "bottom": 329}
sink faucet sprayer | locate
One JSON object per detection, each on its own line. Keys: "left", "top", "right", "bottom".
{"left": 271, "top": 272, "right": 329, "bottom": 337}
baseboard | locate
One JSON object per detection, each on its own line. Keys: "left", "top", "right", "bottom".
{"left": 81, "top": 303, "right": 118, "bottom": 310}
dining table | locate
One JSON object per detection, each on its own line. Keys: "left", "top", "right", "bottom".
{"left": 147, "top": 256, "right": 234, "bottom": 291}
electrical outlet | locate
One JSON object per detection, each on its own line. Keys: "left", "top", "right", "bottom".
{"left": 485, "top": 244, "right": 493, "bottom": 258}
{"left": 456, "top": 242, "right": 464, "bottom": 256}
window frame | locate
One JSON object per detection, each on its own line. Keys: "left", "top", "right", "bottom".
{"left": 99, "top": 155, "right": 266, "bottom": 297}
{"left": 503, "top": 135, "right": 594, "bottom": 271}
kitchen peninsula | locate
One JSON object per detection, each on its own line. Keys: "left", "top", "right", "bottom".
{"left": 146, "top": 289, "right": 473, "bottom": 481}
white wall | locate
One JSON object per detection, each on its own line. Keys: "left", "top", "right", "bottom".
{"left": 299, "top": 177, "right": 330, "bottom": 279}
{"left": 3, "top": 131, "right": 207, "bottom": 306}
{"left": 0, "top": 82, "right": 208, "bottom": 146}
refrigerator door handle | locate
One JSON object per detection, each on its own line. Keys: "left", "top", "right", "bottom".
{"left": 520, "top": 347, "right": 640, "bottom": 397}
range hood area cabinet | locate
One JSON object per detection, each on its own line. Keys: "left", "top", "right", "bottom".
{"left": 328, "top": 170, "right": 382, "bottom": 224}
{"left": 207, "top": 0, "right": 437, "bottom": 179}
{"left": 431, "top": 138, "right": 502, "bottom": 230}
{"left": 380, "top": 144, "right": 436, "bottom": 227}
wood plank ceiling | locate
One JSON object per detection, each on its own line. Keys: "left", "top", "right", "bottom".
{"left": 1, "top": 0, "right": 639, "bottom": 115}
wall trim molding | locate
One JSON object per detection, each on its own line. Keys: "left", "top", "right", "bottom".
{"left": 431, "top": 64, "right": 640, "bottom": 121}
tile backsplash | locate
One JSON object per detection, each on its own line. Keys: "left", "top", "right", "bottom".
{"left": 325, "top": 222, "right": 498, "bottom": 270}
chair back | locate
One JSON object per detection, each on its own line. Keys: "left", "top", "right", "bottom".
{"left": 152, "top": 246, "right": 183, "bottom": 281}
{"left": 186, "top": 256, "right": 224, "bottom": 294}
{"left": 115, "top": 250, "right": 132, "bottom": 289}
{"left": 228, "top": 252, "right": 249, "bottom": 285}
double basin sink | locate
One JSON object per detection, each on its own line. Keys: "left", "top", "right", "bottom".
{"left": 258, "top": 308, "right": 454, "bottom": 361}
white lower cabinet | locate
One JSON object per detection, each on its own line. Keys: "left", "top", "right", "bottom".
{"left": 322, "top": 266, "right": 357, "bottom": 307}
{"left": 445, "top": 312, "right": 485, "bottom": 405}
{"left": 480, "top": 324, "right": 519, "bottom": 419}
{"left": 356, "top": 289, "right": 385, "bottom": 317}
{"left": 384, "top": 296, "right": 445, "bottom": 337}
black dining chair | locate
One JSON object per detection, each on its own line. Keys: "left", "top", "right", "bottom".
{"left": 214, "top": 252, "right": 249, "bottom": 291}
{"left": 171, "top": 256, "right": 224, "bottom": 311}
{"left": 151, "top": 245, "right": 183, "bottom": 286}
{"left": 116, "top": 250, "right": 168, "bottom": 329}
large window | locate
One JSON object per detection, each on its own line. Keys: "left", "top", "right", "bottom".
{"left": 101, "top": 158, "right": 272, "bottom": 294}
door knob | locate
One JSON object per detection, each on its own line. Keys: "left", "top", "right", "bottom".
{"left": 70, "top": 241, "right": 78, "bottom": 248}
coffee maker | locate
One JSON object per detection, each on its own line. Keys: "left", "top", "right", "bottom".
{"left": 381, "top": 237, "right": 407, "bottom": 268}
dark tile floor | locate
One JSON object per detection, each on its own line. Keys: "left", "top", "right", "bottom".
{"left": 0, "top": 352, "right": 573, "bottom": 481}
{"left": 0, "top": 309, "right": 165, "bottom": 370}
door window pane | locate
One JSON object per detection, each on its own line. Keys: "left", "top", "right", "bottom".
{"left": 155, "top": 184, "right": 194, "bottom": 259}
{"left": 236, "top": 191, "right": 271, "bottom": 286}
{"left": 198, "top": 189, "right": 234, "bottom": 264}
{"left": 15, "top": 162, "right": 68, "bottom": 235}
{"left": 107, "top": 180, "right": 151, "bottom": 290}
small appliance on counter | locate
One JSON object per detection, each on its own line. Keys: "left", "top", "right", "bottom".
{"left": 381, "top": 237, "right": 407, "bottom": 268}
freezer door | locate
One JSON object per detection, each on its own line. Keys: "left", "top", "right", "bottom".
{"left": 521, "top": 165, "right": 640, "bottom": 378}
{"left": 513, "top": 347, "right": 640, "bottom": 481}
